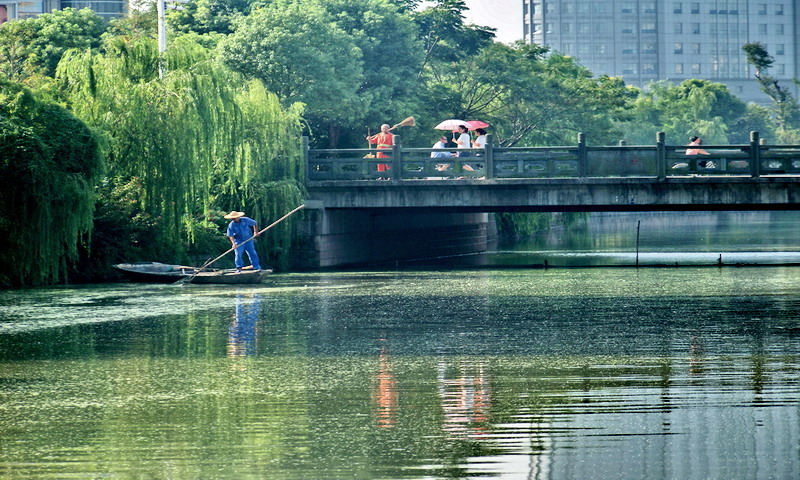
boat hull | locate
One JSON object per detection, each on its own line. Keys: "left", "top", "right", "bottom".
{"left": 114, "top": 262, "right": 270, "bottom": 284}
{"left": 188, "top": 269, "right": 268, "bottom": 284}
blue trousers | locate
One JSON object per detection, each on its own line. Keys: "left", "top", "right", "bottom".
{"left": 234, "top": 240, "right": 261, "bottom": 270}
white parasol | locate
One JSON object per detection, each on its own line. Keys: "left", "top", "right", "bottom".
{"left": 434, "top": 119, "right": 469, "bottom": 131}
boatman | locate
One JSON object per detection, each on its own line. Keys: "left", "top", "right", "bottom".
{"left": 224, "top": 211, "right": 261, "bottom": 272}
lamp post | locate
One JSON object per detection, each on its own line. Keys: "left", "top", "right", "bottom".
{"left": 157, "top": 0, "right": 190, "bottom": 77}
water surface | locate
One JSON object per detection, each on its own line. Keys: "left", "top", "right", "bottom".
{"left": 2, "top": 266, "right": 800, "bottom": 479}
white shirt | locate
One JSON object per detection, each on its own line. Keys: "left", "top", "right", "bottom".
{"left": 431, "top": 141, "right": 453, "bottom": 158}
{"left": 473, "top": 135, "right": 487, "bottom": 149}
{"left": 454, "top": 133, "right": 471, "bottom": 149}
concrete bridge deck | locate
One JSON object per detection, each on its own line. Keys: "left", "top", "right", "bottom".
{"left": 296, "top": 133, "right": 800, "bottom": 268}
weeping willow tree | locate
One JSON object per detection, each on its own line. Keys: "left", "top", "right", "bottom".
{"left": 56, "top": 36, "right": 305, "bottom": 268}
{"left": 0, "top": 79, "right": 102, "bottom": 286}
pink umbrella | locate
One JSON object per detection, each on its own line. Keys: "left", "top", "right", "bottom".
{"left": 434, "top": 119, "right": 469, "bottom": 131}
{"left": 465, "top": 120, "right": 489, "bottom": 131}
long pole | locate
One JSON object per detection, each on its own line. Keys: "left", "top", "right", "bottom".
{"left": 180, "top": 204, "right": 305, "bottom": 284}
{"left": 636, "top": 220, "right": 641, "bottom": 267}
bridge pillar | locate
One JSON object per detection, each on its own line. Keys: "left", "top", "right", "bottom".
{"left": 292, "top": 208, "right": 494, "bottom": 268}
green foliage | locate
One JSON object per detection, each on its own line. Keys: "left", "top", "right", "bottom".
{"left": 56, "top": 36, "right": 305, "bottom": 271}
{"left": 0, "top": 79, "right": 102, "bottom": 286}
{"left": 743, "top": 42, "right": 800, "bottom": 139}
{"left": 617, "top": 79, "right": 762, "bottom": 145}
{"left": 169, "top": 0, "right": 252, "bottom": 35}
{"left": 219, "top": 0, "right": 364, "bottom": 128}
{"left": 0, "top": 8, "right": 106, "bottom": 81}
{"left": 420, "top": 42, "right": 634, "bottom": 147}
{"left": 318, "top": 0, "right": 424, "bottom": 148}
{"left": 495, "top": 213, "right": 554, "bottom": 238}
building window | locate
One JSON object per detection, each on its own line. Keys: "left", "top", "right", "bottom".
{"left": 561, "top": 3, "right": 574, "bottom": 14}
{"left": 691, "top": 23, "right": 700, "bottom": 34}
{"left": 674, "top": 23, "right": 683, "bottom": 34}
{"left": 776, "top": 44, "right": 785, "bottom": 55}
{"left": 595, "top": 44, "right": 607, "bottom": 54}
{"left": 691, "top": 43, "right": 700, "bottom": 54}
{"left": 533, "top": 24, "right": 541, "bottom": 34}
{"left": 758, "top": 24, "right": 767, "bottom": 35}
{"left": 674, "top": 2, "right": 682, "bottom": 14}
{"left": 621, "top": 2, "right": 635, "bottom": 14}
{"left": 593, "top": 3, "right": 607, "bottom": 14}
{"left": 622, "top": 24, "right": 635, "bottom": 34}
{"left": 690, "top": 2, "right": 699, "bottom": 14}
{"left": 622, "top": 65, "right": 637, "bottom": 74}
{"left": 642, "top": 43, "right": 656, "bottom": 54}
{"left": 524, "top": 23, "right": 529, "bottom": 36}
{"left": 545, "top": 23, "right": 554, "bottom": 33}
{"left": 675, "top": 63, "right": 684, "bottom": 74}
{"left": 622, "top": 47, "right": 637, "bottom": 54}
{"left": 776, "top": 24, "right": 784, "bottom": 35}
{"left": 578, "top": 23, "right": 590, "bottom": 34}
{"left": 561, "top": 23, "right": 572, "bottom": 34}
{"left": 692, "top": 63, "right": 701, "bottom": 75}
{"left": 777, "top": 64, "right": 786, "bottom": 75}
{"left": 758, "top": 4, "right": 767, "bottom": 15}
{"left": 577, "top": 3, "right": 590, "bottom": 14}
{"left": 532, "top": 2, "right": 541, "bottom": 15}
{"left": 642, "top": 2, "right": 656, "bottom": 14}
{"left": 642, "top": 63, "right": 656, "bottom": 74}
{"left": 561, "top": 43, "right": 573, "bottom": 54}
{"left": 546, "top": 2, "right": 556, "bottom": 14}
{"left": 642, "top": 23, "right": 656, "bottom": 34}
{"left": 776, "top": 5, "right": 784, "bottom": 16}
{"left": 674, "top": 42, "right": 684, "bottom": 54}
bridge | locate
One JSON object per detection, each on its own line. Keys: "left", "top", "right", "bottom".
{"left": 296, "top": 132, "right": 800, "bottom": 268}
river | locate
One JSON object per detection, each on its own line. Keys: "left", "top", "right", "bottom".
{"left": 1, "top": 212, "right": 799, "bottom": 479}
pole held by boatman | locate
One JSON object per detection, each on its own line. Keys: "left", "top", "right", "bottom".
{"left": 224, "top": 211, "right": 261, "bottom": 272}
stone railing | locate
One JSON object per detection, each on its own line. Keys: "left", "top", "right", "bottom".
{"left": 305, "top": 132, "right": 800, "bottom": 182}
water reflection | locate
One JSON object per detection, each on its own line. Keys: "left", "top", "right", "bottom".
{"left": 1, "top": 268, "right": 800, "bottom": 478}
{"left": 227, "top": 294, "right": 261, "bottom": 357}
{"left": 437, "top": 359, "right": 491, "bottom": 439}
{"left": 373, "top": 346, "right": 398, "bottom": 428}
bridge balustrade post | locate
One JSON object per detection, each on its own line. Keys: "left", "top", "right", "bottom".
{"left": 302, "top": 136, "right": 311, "bottom": 181}
{"left": 485, "top": 134, "right": 494, "bottom": 179}
{"left": 392, "top": 135, "right": 402, "bottom": 182}
{"left": 577, "top": 132, "right": 587, "bottom": 177}
{"left": 656, "top": 131, "right": 666, "bottom": 180}
{"left": 750, "top": 131, "right": 761, "bottom": 178}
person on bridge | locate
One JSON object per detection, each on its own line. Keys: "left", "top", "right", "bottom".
{"left": 453, "top": 124, "right": 472, "bottom": 158}
{"left": 685, "top": 136, "right": 714, "bottom": 168}
{"left": 366, "top": 124, "right": 394, "bottom": 173}
{"left": 431, "top": 136, "right": 454, "bottom": 159}
{"left": 224, "top": 211, "right": 261, "bottom": 273}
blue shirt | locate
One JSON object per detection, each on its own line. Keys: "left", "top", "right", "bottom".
{"left": 226, "top": 217, "right": 257, "bottom": 243}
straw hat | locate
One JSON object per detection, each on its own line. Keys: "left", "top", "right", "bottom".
{"left": 224, "top": 211, "right": 245, "bottom": 219}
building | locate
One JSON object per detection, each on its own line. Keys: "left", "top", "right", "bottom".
{"left": 0, "top": 0, "right": 126, "bottom": 25}
{"left": 523, "top": 0, "right": 799, "bottom": 103}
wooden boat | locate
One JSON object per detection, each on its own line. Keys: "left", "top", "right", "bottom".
{"left": 188, "top": 268, "right": 270, "bottom": 284}
{"left": 113, "top": 262, "right": 270, "bottom": 284}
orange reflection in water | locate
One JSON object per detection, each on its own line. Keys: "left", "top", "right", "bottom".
{"left": 373, "top": 348, "right": 398, "bottom": 428}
